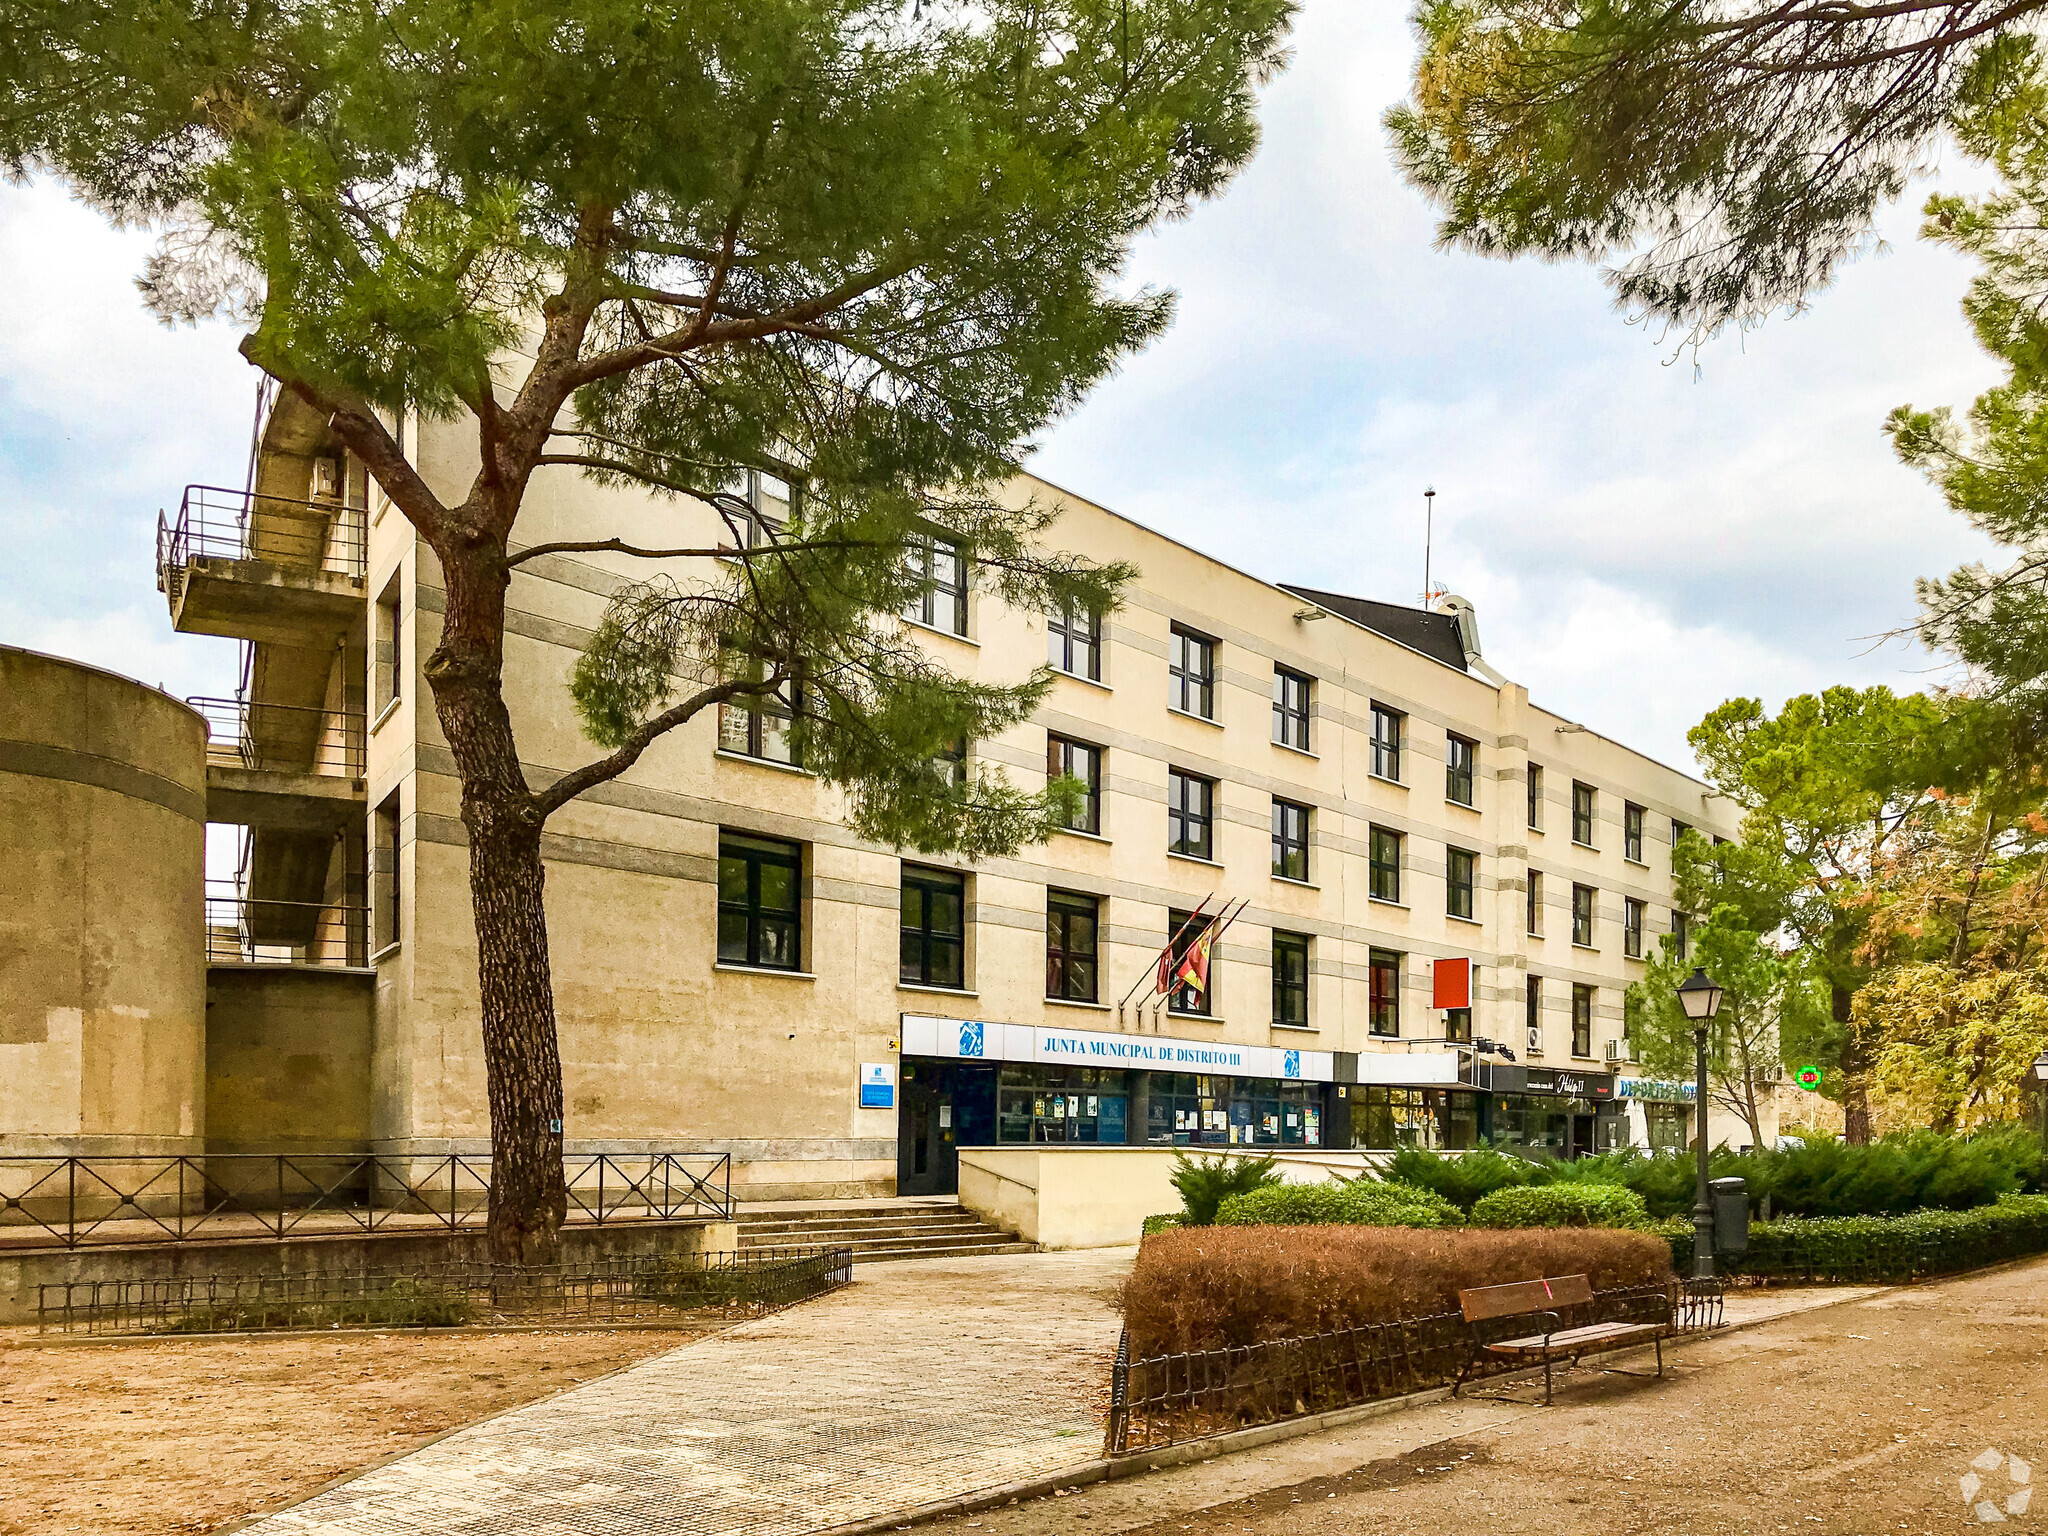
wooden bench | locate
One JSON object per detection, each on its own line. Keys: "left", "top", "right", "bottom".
{"left": 1453, "top": 1275, "right": 1672, "bottom": 1405}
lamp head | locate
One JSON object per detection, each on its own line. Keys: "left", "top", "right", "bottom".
{"left": 2034, "top": 1048, "right": 2048, "bottom": 1083}
{"left": 1676, "top": 966, "right": 1723, "bottom": 1023}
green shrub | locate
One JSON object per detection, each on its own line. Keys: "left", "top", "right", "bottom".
{"left": 1169, "top": 1152, "right": 1283, "bottom": 1227}
{"left": 1471, "top": 1183, "right": 1649, "bottom": 1230}
{"left": 1387, "top": 1145, "right": 1543, "bottom": 1210}
{"left": 1141, "top": 1212, "right": 1184, "bottom": 1237}
{"left": 1215, "top": 1177, "right": 1464, "bottom": 1229}
{"left": 1658, "top": 1193, "right": 2048, "bottom": 1283}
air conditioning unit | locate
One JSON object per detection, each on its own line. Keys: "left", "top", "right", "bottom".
{"left": 1603, "top": 1039, "right": 1624, "bottom": 1063}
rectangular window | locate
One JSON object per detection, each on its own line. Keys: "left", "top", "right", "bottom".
{"left": 718, "top": 687, "right": 801, "bottom": 766}
{"left": 1623, "top": 896, "right": 1645, "bottom": 959}
{"left": 1370, "top": 704, "right": 1403, "bottom": 780}
{"left": 937, "top": 736, "right": 967, "bottom": 788}
{"left": 1624, "top": 802, "right": 1645, "bottom": 862}
{"left": 1048, "top": 602, "right": 1101, "bottom": 680}
{"left": 1572, "top": 782, "right": 1596, "bottom": 846}
{"left": 1526, "top": 869, "right": 1542, "bottom": 935}
{"left": 1572, "top": 883, "right": 1596, "bottom": 947}
{"left": 372, "top": 792, "right": 400, "bottom": 953}
{"left": 1272, "top": 931, "right": 1310, "bottom": 1027}
{"left": 1369, "top": 826, "right": 1403, "bottom": 903}
{"left": 1168, "top": 908, "right": 1215, "bottom": 1015}
{"left": 1167, "top": 769, "right": 1215, "bottom": 861}
{"left": 729, "top": 469, "right": 788, "bottom": 548}
{"left": 1527, "top": 763, "right": 1542, "bottom": 830}
{"left": 1525, "top": 975, "right": 1542, "bottom": 1057}
{"left": 1673, "top": 909, "right": 1692, "bottom": 959}
{"left": 1445, "top": 1006, "right": 1472, "bottom": 1044}
{"left": 1047, "top": 735, "right": 1102, "bottom": 835}
{"left": 1272, "top": 668, "right": 1312, "bottom": 751}
{"left": 1446, "top": 734, "right": 1476, "bottom": 807}
{"left": 1672, "top": 819, "right": 1692, "bottom": 860}
{"left": 374, "top": 572, "right": 402, "bottom": 717}
{"left": 1446, "top": 846, "right": 1476, "bottom": 920}
{"left": 1369, "top": 948, "right": 1401, "bottom": 1037}
{"left": 900, "top": 867, "right": 966, "bottom": 988}
{"left": 1169, "top": 626, "right": 1215, "bottom": 719}
{"left": 1046, "top": 890, "right": 1099, "bottom": 1002}
{"left": 1572, "top": 983, "right": 1594, "bottom": 1057}
{"left": 1272, "top": 798, "right": 1310, "bottom": 882}
{"left": 903, "top": 532, "right": 968, "bottom": 635}
{"left": 718, "top": 833, "right": 802, "bottom": 971}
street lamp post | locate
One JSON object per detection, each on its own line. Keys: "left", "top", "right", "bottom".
{"left": 1677, "top": 966, "right": 1725, "bottom": 1281}
{"left": 2034, "top": 1050, "right": 2048, "bottom": 1155}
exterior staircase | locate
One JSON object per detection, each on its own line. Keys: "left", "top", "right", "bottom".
{"left": 735, "top": 1197, "right": 1033, "bottom": 1263}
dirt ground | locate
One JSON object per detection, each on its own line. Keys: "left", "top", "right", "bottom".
{"left": 0, "top": 1324, "right": 707, "bottom": 1535}
{"left": 940, "top": 1256, "right": 2048, "bottom": 1536}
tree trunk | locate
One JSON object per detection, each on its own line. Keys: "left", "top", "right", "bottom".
{"left": 427, "top": 531, "right": 568, "bottom": 1266}
{"left": 1834, "top": 984, "right": 1872, "bottom": 1145}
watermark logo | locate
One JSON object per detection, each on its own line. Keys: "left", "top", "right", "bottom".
{"left": 956, "top": 1019, "right": 985, "bottom": 1058}
{"left": 1960, "top": 1448, "right": 2032, "bottom": 1523}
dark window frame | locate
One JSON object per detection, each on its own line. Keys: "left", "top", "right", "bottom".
{"left": 1446, "top": 846, "right": 1477, "bottom": 920}
{"left": 1369, "top": 826, "right": 1403, "bottom": 903}
{"left": 1272, "top": 930, "right": 1310, "bottom": 1027}
{"left": 1623, "top": 896, "right": 1645, "bottom": 959}
{"left": 1368, "top": 948, "right": 1402, "bottom": 1037}
{"left": 1048, "top": 602, "right": 1102, "bottom": 680}
{"left": 1526, "top": 975, "right": 1542, "bottom": 1056}
{"left": 1446, "top": 734, "right": 1477, "bottom": 807}
{"left": 1272, "top": 798, "right": 1310, "bottom": 882}
{"left": 1168, "top": 768, "right": 1215, "bottom": 861}
{"left": 1624, "top": 802, "right": 1645, "bottom": 862}
{"left": 718, "top": 833, "right": 803, "bottom": 971}
{"left": 904, "top": 531, "right": 969, "bottom": 636}
{"left": 1272, "top": 667, "right": 1312, "bottom": 751}
{"left": 1572, "top": 781, "right": 1597, "bottom": 846}
{"left": 1370, "top": 704, "right": 1403, "bottom": 781}
{"left": 1572, "top": 883, "right": 1596, "bottom": 947}
{"left": 1046, "top": 889, "right": 1099, "bottom": 1002}
{"left": 718, "top": 683, "right": 802, "bottom": 767}
{"left": 1047, "top": 734, "right": 1102, "bottom": 835}
{"left": 1526, "top": 868, "right": 1541, "bottom": 935}
{"left": 1527, "top": 763, "right": 1542, "bottom": 830}
{"left": 900, "top": 866, "right": 967, "bottom": 988}
{"left": 1167, "top": 907, "right": 1216, "bottom": 1016}
{"left": 1572, "top": 983, "right": 1595, "bottom": 1058}
{"left": 1169, "top": 626, "right": 1216, "bottom": 719}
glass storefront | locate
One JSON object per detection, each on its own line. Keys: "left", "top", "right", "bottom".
{"left": 997, "top": 1065, "right": 1129, "bottom": 1143}
{"left": 1643, "top": 1101, "right": 1690, "bottom": 1154}
{"left": 1356, "top": 1087, "right": 1482, "bottom": 1150}
{"left": 978, "top": 1064, "right": 1323, "bottom": 1147}
{"left": 1356, "top": 1085, "right": 1627, "bottom": 1156}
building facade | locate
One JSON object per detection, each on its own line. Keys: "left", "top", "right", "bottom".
{"left": 110, "top": 389, "right": 1759, "bottom": 1197}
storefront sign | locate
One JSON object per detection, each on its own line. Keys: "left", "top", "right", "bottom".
{"left": 1432, "top": 957, "right": 1472, "bottom": 1010}
{"left": 1513, "top": 1066, "right": 1615, "bottom": 1100}
{"left": 899, "top": 1015, "right": 1337, "bottom": 1083}
{"left": 858, "top": 1062, "right": 894, "bottom": 1109}
{"left": 1616, "top": 1078, "right": 1697, "bottom": 1103}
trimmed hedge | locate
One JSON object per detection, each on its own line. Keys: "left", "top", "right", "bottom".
{"left": 1120, "top": 1225, "right": 1673, "bottom": 1352}
{"left": 1471, "top": 1183, "right": 1648, "bottom": 1230}
{"left": 1168, "top": 1152, "right": 1283, "bottom": 1226}
{"left": 1142, "top": 1212, "right": 1184, "bottom": 1236}
{"left": 1658, "top": 1193, "right": 2048, "bottom": 1284}
{"left": 1216, "top": 1178, "right": 1464, "bottom": 1229}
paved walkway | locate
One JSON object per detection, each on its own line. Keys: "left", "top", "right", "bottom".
{"left": 243, "top": 1248, "right": 1132, "bottom": 1536}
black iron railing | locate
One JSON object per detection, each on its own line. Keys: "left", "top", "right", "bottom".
{"left": 0, "top": 1151, "right": 734, "bottom": 1251}
{"left": 1103, "top": 1279, "right": 1723, "bottom": 1455}
{"left": 156, "top": 483, "right": 367, "bottom": 587}
{"left": 205, "top": 882, "right": 368, "bottom": 966}
{"left": 38, "top": 1244, "right": 850, "bottom": 1336}
{"left": 190, "top": 695, "right": 365, "bottom": 777}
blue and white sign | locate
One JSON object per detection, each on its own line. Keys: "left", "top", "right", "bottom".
{"left": 955, "top": 1019, "right": 985, "bottom": 1058}
{"left": 1283, "top": 1050, "right": 1301, "bottom": 1080}
{"left": 859, "top": 1062, "right": 895, "bottom": 1109}
{"left": 897, "top": 1015, "right": 1337, "bottom": 1083}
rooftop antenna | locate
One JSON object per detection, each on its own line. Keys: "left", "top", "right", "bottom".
{"left": 1423, "top": 486, "right": 1437, "bottom": 607}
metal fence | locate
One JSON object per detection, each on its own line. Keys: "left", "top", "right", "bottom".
{"left": 205, "top": 883, "right": 369, "bottom": 966}
{"left": 1103, "top": 1279, "right": 1724, "bottom": 1455}
{"left": 190, "top": 695, "right": 366, "bottom": 777}
{"left": 38, "top": 1245, "right": 852, "bottom": 1337}
{"left": 0, "top": 1152, "right": 733, "bottom": 1251}
{"left": 157, "top": 483, "right": 367, "bottom": 586}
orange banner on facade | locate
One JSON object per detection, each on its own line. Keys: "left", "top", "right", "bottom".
{"left": 1432, "top": 955, "right": 1471, "bottom": 1010}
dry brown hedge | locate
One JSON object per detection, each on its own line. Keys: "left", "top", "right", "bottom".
{"left": 1120, "top": 1224, "right": 1673, "bottom": 1355}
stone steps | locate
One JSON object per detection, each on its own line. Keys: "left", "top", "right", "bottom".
{"left": 735, "top": 1199, "right": 1030, "bottom": 1263}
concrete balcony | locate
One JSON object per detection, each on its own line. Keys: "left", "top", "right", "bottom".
{"left": 205, "top": 881, "right": 369, "bottom": 968}
{"left": 156, "top": 485, "right": 366, "bottom": 648}
{"left": 191, "top": 696, "right": 366, "bottom": 833}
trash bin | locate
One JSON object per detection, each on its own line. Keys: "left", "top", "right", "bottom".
{"left": 1710, "top": 1176, "right": 1749, "bottom": 1257}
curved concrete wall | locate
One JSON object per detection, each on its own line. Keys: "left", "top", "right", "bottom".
{"left": 0, "top": 645, "right": 208, "bottom": 1155}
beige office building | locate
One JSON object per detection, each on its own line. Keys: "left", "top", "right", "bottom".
{"left": 101, "top": 389, "right": 1757, "bottom": 1198}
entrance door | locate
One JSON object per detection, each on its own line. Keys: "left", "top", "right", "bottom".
{"left": 897, "top": 1064, "right": 961, "bottom": 1196}
{"left": 1571, "top": 1113, "right": 1595, "bottom": 1160}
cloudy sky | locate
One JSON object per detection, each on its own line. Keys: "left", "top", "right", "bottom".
{"left": 0, "top": 3, "right": 2008, "bottom": 772}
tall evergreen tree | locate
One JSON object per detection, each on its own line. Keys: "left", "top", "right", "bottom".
{"left": 2, "top": 0, "right": 1296, "bottom": 1260}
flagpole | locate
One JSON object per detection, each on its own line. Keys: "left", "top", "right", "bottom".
{"left": 1117, "top": 894, "right": 1216, "bottom": 1015}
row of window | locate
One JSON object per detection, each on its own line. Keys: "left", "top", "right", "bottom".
{"left": 719, "top": 831, "right": 1644, "bottom": 1047}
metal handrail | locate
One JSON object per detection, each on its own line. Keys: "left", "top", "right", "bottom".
{"left": 205, "top": 882, "right": 368, "bottom": 967}
{"left": 188, "top": 695, "right": 366, "bottom": 777}
{"left": 157, "top": 483, "right": 367, "bottom": 586}
{"left": 0, "top": 1151, "right": 735, "bottom": 1251}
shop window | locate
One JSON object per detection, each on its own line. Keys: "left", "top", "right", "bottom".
{"left": 1047, "top": 735, "right": 1102, "bottom": 835}
{"left": 1369, "top": 948, "right": 1401, "bottom": 1037}
{"left": 1624, "top": 802, "right": 1645, "bottom": 862}
{"left": 1446, "top": 846, "right": 1476, "bottom": 920}
{"left": 1146, "top": 1072, "right": 1321, "bottom": 1148}
{"left": 1169, "top": 626, "right": 1215, "bottom": 718}
{"left": 1572, "top": 883, "right": 1596, "bottom": 946}
{"left": 1623, "top": 896, "right": 1645, "bottom": 959}
{"left": 998, "top": 1065, "right": 1129, "bottom": 1144}
{"left": 1272, "top": 667, "right": 1311, "bottom": 750}
{"left": 1572, "top": 983, "right": 1595, "bottom": 1057}
{"left": 1645, "top": 1101, "right": 1690, "bottom": 1154}
{"left": 1446, "top": 734, "right": 1477, "bottom": 807}
{"left": 1445, "top": 1006, "right": 1472, "bottom": 1043}
{"left": 903, "top": 531, "right": 968, "bottom": 635}
{"left": 1573, "top": 781, "right": 1597, "bottom": 846}
{"left": 900, "top": 866, "right": 965, "bottom": 988}
{"left": 1369, "top": 826, "right": 1402, "bottom": 903}
{"left": 1168, "top": 769, "right": 1214, "bottom": 861}
{"left": 1046, "top": 889, "right": 1099, "bottom": 1002}
{"left": 1048, "top": 601, "right": 1101, "bottom": 680}
{"left": 1272, "top": 930, "right": 1310, "bottom": 1027}
{"left": 1371, "top": 704, "right": 1403, "bottom": 780}
{"left": 718, "top": 833, "right": 803, "bottom": 970}
{"left": 1357, "top": 1087, "right": 1480, "bottom": 1151}
{"left": 1272, "top": 798, "right": 1310, "bottom": 881}
{"left": 1167, "top": 907, "right": 1216, "bottom": 1016}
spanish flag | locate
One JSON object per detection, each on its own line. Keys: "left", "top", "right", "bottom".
{"left": 1174, "top": 923, "right": 1215, "bottom": 996}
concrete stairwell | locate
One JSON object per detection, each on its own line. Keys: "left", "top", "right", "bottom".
{"left": 735, "top": 1197, "right": 1033, "bottom": 1263}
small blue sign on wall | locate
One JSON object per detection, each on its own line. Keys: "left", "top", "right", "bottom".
{"left": 956, "top": 1019, "right": 986, "bottom": 1057}
{"left": 859, "top": 1062, "right": 895, "bottom": 1109}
